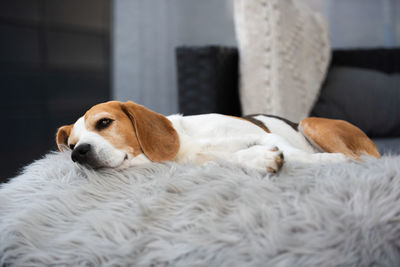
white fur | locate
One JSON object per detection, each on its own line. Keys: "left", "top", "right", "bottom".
{"left": 0, "top": 152, "right": 398, "bottom": 266}
{"left": 167, "top": 114, "right": 348, "bottom": 172}
{"left": 253, "top": 115, "right": 314, "bottom": 152}
{"left": 71, "top": 117, "right": 127, "bottom": 168}
{"left": 168, "top": 114, "right": 286, "bottom": 172}
{"left": 121, "top": 154, "right": 151, "bottom": 168}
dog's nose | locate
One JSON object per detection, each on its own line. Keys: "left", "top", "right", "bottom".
{"left": 71, "top": 144, "right": 91, "bottom": 164}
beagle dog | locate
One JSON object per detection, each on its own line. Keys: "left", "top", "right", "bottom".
{"left": 56, "top": 101, "right": 380, "bottom": 173}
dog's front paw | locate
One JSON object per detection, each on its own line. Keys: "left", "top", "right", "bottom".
{"left": 266, "top": 147, "right": 284, "bottom": 173}
{"left": 234, "top": 146, "right": 285, "bottom": 173}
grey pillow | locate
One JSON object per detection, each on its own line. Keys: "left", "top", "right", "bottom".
{"left": 311, "top": 67, "right": 400, "bottom": 137}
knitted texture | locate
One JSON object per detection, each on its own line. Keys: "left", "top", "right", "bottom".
{"left": 234, "top": 0, "right": 330, "bottom": 121}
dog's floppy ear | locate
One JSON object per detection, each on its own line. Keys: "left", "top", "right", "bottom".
{"left": 56, "top": 124, "right": 73, "bottom": 152}
{"left": 121, "top": 101, "right": 180, "bottom": 162}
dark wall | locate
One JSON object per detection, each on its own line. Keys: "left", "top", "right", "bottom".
{"left": 0, "top": 0, "right": 111, "bottom": 181}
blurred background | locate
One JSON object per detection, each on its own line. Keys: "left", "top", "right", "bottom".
{"left": 0, "top": 0, "right": 399, "bottom": 181}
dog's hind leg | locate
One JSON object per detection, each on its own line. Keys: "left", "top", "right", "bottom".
{"left": 256, "top": 133, "right": 348, "bottom": 165}
{"left": 299, "top": 117, "right": 380, "bottom": 160}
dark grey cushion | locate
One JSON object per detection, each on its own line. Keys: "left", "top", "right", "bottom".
{"left": 373, "top": 138, "right": 400, "bottom": 155}
{"left": 311, "top": 67, "right": 400, "bottom": 137}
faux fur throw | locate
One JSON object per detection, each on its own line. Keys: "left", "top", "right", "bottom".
{"left": 1, "top": 152, "right": 400, "bottom": 266}
{"left": 234, "top": 0, "right": 331, "bottom": 121}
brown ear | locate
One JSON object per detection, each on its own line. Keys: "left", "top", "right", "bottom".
{"left": 56, "top": 124, "right": 73, "bottom": 152}
{"left": 121, "top": 101, "right": 180, "bottom": 162}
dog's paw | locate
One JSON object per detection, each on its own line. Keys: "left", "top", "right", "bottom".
{"left": 266, "top": 147, "right": 284, "bottom": 173}
{"left": 234, "top": 146, "right": 285, "bottom": 173}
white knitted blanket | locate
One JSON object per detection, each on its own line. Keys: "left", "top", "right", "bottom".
{"left": 234, "top": 0, "right": 330, "bottom": 121}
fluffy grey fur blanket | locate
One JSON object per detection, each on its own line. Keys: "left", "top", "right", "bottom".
{"left": 1, "top": 152, "right": 400, "bottom": 267}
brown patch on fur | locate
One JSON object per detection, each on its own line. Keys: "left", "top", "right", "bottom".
{"left": 120, "top": 101, "right": 180, "bottom": 162}
{"left": 241, "top": 115, "right": 271, "bottom": 133}
{"left": 56, "top": 124, "right": 73, "bottom": 151}
{"left": 245, "top": 114, "right": 299, "bottom": 131}
{"left": 300, "top": 117, "right": 381, "bottom": 159}
{"left": 84, "top": 101, "right": 143, "bottom": 157}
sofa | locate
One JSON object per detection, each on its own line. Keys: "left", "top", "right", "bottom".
{"left": 1, "top": 47, "right": 399, "bottom": 267}
{"left": 176, "top": 46, "right": 400, "bottom": 155}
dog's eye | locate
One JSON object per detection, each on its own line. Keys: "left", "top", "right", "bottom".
{"left": 69, "top": 144, "right": 75, "bottom": 150}
{"left": 96, "top": 118, "right": 113, "bottom": 130}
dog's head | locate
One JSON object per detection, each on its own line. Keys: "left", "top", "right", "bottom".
{"left": 56, "top": 101, "right": 180, "bottom": 168}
